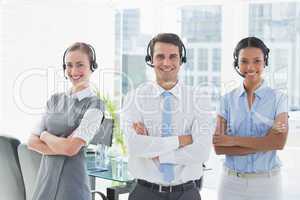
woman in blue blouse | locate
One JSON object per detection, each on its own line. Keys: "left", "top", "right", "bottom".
{"left": 213, "top": 37, "right": 288, "bottom": 200}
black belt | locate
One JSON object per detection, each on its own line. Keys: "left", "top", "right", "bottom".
{"left": 137, "top": 178, "right": 202, "bottom": 193}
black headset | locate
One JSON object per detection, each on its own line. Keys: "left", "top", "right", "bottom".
{"left": 145, "top": 37, "right": 187, "bottom": 68}
{"left": 233, "top": 37, "right": 270, "bottom": 78}
{"left": 62, "top": 44, "right": 98, "bottom": 78}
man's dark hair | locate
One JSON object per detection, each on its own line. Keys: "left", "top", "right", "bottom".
{"left": 149, "top": 33, "right": 184, "bottom": 58}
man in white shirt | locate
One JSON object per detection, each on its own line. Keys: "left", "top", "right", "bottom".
{"left": 121, "top": 33, "right": 212, "bottom": 200}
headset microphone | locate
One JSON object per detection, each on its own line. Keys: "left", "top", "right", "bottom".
{"left": 233, "top": 65, "right": 245, "bottom": 78}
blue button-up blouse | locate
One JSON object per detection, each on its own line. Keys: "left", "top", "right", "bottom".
{"left": 217, "top": 81, "right": 288, "bottom": 173}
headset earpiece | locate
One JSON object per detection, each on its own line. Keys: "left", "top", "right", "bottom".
{"left": 62, "top": 48, "right": 68, "bottom": 70}
{"left": 233, "top": 57, "right": 239, "bottom": 69}
{"left": 232, "top": 49, "right": 238, "bottom": 68}
{"left": 234, "top": 60, "right": 238, "bottom": 68}
{"left": 264, "top": 48, "right": 270, "bottom": 66}
{"left": 87, "top": 44, "right": 98, "bottom": 72}
{"left": 233, "top": 56, "right": 244, "bottom": 78}
{"left": 145, "top": 42, "right": 154, "bottom": 67}
{"left": 62, "top": 48, "right": 68, "bottom": 79}
{"left": 181, "top": 44, "right": 187, "bottom": 64}
{"left": 145, "top": 55, "right": 151, "bottom": 62}
{"left": 92, "top": 62, "right": 98, "bottom": 71}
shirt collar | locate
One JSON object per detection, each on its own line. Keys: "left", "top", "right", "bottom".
{"left": 67, "top": 87, "right": 95, "bottom": 101}
{"left": 152, "top": 80, "right": 182, "bottom": 99}
{"left": 238, "top": 80, "right": 267, "bottom": 99}
{"left": 237, "top": 84, "right": 246, "bottom": 97}
{"left": 254, "top": 80, "right": 268, "bottom": 98}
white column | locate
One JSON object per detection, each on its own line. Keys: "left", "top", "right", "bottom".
{"left": 221, "top": 1, "right": 249, "bottom": 95}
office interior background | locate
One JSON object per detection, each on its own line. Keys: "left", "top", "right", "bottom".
{"left": 0, "top": 0, "right": 299, "bottom": 199}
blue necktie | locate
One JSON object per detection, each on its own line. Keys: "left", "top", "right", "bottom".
{"left": 160, "top": 91, "right": 174, "bottom": 182}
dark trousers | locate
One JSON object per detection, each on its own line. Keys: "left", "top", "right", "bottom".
{"left": 128, "top": 183, "right": 201, "bottom": 200}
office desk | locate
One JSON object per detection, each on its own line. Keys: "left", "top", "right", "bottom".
{"left": 87, "top": 155, "right": 134, "bottom": 200}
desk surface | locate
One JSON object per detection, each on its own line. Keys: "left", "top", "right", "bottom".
{"left": 86, "top": 154, "right": 133, "bottom": 183}
{"left": 86, "top": 153, "right": 212, "bottom": 183}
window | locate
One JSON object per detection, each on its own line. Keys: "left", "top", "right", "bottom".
{"left": 212, "top": 48, "right": 221, "bottom": 72}
{"left": 249, "top": 2, "right": 300, "bottom": 110}
{"left": 197, "top": 48, "right": 208, "bottom": 71}
{"left": 248, "top": 2, "right": 300, "bottom": 199}
{"left": 181, "top": 5, "right": 222, "bottom": 42}
{"left": 115, "top": 9, "right": 152, "bottom": 96}
{"left": 197, "top": 76, "right": 208, "bottom": 85}
{"left": 185, "top": 76, "right": 194, "bottom": 85}
{"left": 185, "top": 48, "right": 194, "bottom": 71}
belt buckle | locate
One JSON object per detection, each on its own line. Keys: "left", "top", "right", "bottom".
{"left": 158, "top": 185, "right": 172, "bottom": 193}
{"left": 158, "top": 185, "right": 164, "bottom": 193}
{"left": 192, "top": 180, "right": 197, "bottom": 188}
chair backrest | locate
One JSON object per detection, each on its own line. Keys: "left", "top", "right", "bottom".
{"left": 89, "top": 118, "right": 114, "bottom": 146}
{"left": 0, "top": 135, "right": 25, "bottom": 200}
{"left": 17, "top": 144, "right": 42, "bottom": 200}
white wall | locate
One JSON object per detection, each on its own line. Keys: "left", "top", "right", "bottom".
{"left": 0, "top": 0, "right": 115, "bottom": 142}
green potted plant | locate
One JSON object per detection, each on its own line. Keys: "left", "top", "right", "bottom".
{"left": 94, "top": 90, "right": 127, "bottom": 156}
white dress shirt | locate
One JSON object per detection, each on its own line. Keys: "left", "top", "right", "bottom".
{"left": 32, "top": 87, "right": 103, "bottom": 144}
{"left": 121, "top": 80, "right": 213, "bottom": 185}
